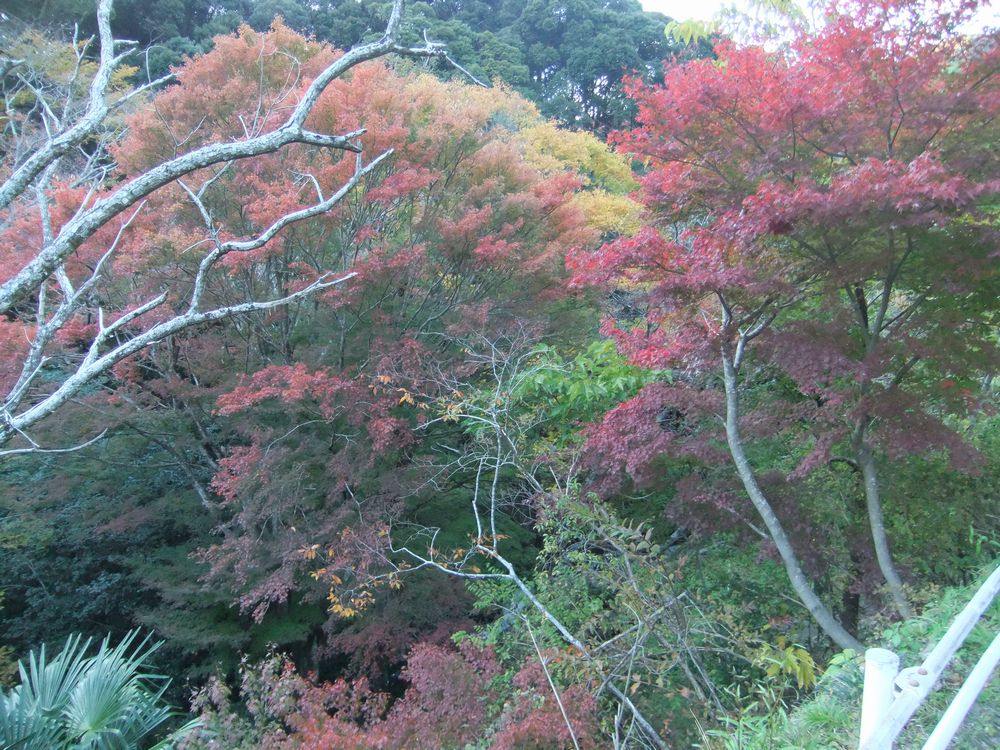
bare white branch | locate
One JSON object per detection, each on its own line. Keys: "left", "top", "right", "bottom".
{"left": 0, "top": 429, "right": 107, "bottom": 458}
{"left": 0, "top": 0, "right": 447, "bottom": 316}
{"left": 0, "top": 0, "right": 450, "bottom": 450}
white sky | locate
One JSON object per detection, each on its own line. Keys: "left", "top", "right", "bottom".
{"left": 639, "top": 0, "right": 733, "bottom": 21}
{"left": 639, "top": 0, "right": 999, "bottom": 27}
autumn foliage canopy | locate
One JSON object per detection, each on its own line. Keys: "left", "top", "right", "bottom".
{"left": 574, "top": 0, "right": 999, "bottom": 502}
{"left": 2, "top": 0, "right": 999, "bottom": 747}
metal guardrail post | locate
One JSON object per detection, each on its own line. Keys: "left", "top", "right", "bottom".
{"left": 860, "top": 648, "right": 900, "bottom": 748}
{"left": 858, "top": 563, "right": 1000, "bottom": 750}
{"left": 921, "top": 630, "right": 1000, "bottom": 750}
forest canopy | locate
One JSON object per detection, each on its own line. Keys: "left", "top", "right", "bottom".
{"left": 0, "top": 0, "right": 997, "bottom": 748}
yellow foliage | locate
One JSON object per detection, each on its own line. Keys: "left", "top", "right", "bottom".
{"left": 329, "top": 601, "right": 356, "bottom": 618}
{"left": 571, "top": 190, "right": 643, "bottom": 237}
{"left": 403, "top": 73, "right": 539, "bottom": 135}
{"left": 518, "top": 123, "right": 636, "bottom": 193}
{"left": 7, "top": 30, "right": 137, "bottom": 95}
{"left": 8, "top": 30, "right": 98, "bottom": 89}
{"left": 109, "top": 65, "right": 139, "bottom": 94}
{"left": 0, "top": 646, "right": 14, "bottom": 687}
{"left": 759, "top": 636, "right": 817, "bottom": 689}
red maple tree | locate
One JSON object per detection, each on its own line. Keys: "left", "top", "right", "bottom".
{"left": 571, "top": 0, "right": 999, "bottom": 648}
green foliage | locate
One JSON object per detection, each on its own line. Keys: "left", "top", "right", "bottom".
{"left": 0, "top": 593, "right": 14, "bottom": 688}
{"left": 685, "top": 541, "right": 804, "bottom": 635}
{"left": 471, "top": 338, "right": 668, "bottom": 484}
{"left": 0, "top": 631, "right": 197, "bottom": 750}
{"left": 0, "top": 416, "right": 330, "bottom": 685}
{"left": 757, "top": 637, "right": 816, "bottom": 690}
{"left": 664, "top": 19, "right": 719, "bottom": 45}
{"left": 128, "top": 544, "right": 252, "bottom": 681}
{"left": 505, "top": 0, "right": 687, "bottom": 130}
{"left": 467, "top": 495, "right": 799, "bottom": 746}
{"left": 182, "top": 649, "right": 307, "bottom": 750}
{"left": 515, "top": 340, "right": 664, "bottom": 428}
{"left": 881, "top": 414, "right": 1000, "bottom": 584}
{"left": 702, "top": 564, "right": 1000, "bottom": 749}
{"left": 3, "top": 0, "right": 692, "bottom": 130}
{"left": 1, "top": 3, "right": 997, "bottom": 748}
{"left": 404, "top": 490, "right": 538, "bottom": 574}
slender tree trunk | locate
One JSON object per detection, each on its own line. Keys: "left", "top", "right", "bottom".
{"left": 841, "top": 535, "right": 866, "bottom": 635}
{"left": 854, "top": 431, "right": 914, "bottom": 619}
{"left": 841, "top": 581, "right": 861, "bottom": 635}
{"left": 722, "top": 350, "right": 863, "bottom": 652}
{"left": 846, "top": 274, "right": 913, "bottom": 619}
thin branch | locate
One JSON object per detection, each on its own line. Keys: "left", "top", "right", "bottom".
{"left": 0, "top": 0, "right": 447, "bottom": 316}
{"left": 0, "top": 0, "right": 120, "bottom": 210}
{"left": 525, "top": 616, "right": 582, "bottom": 750}
{"left": 0, "top": 429, "right": 107, "bottom": 458}
{"left": 0, "top": 272, "right": 355, "bottom": 446}
{"left": 829, "top": 455, "right": 861, "bottom": 473}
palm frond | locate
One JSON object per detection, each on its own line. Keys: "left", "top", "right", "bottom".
{"left": 0, "top": 631, "right": 195, "bottom": 750}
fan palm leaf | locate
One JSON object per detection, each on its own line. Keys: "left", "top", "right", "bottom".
{"left": 0, "top": 631, "right": 197, "bottom": 750}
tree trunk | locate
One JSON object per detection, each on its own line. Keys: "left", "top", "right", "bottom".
{"left": 722, "top": 351, "right": 863, "bottom": 652}
{"left": 854, "top": 434, "right": 914, "bottom": 619}
{"left": 840, "top": 542, "right": 864, "bottom": 635}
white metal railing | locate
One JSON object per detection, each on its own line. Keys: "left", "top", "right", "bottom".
{"left": 858, "top": 563, "right": 1000, "bottom": 750}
